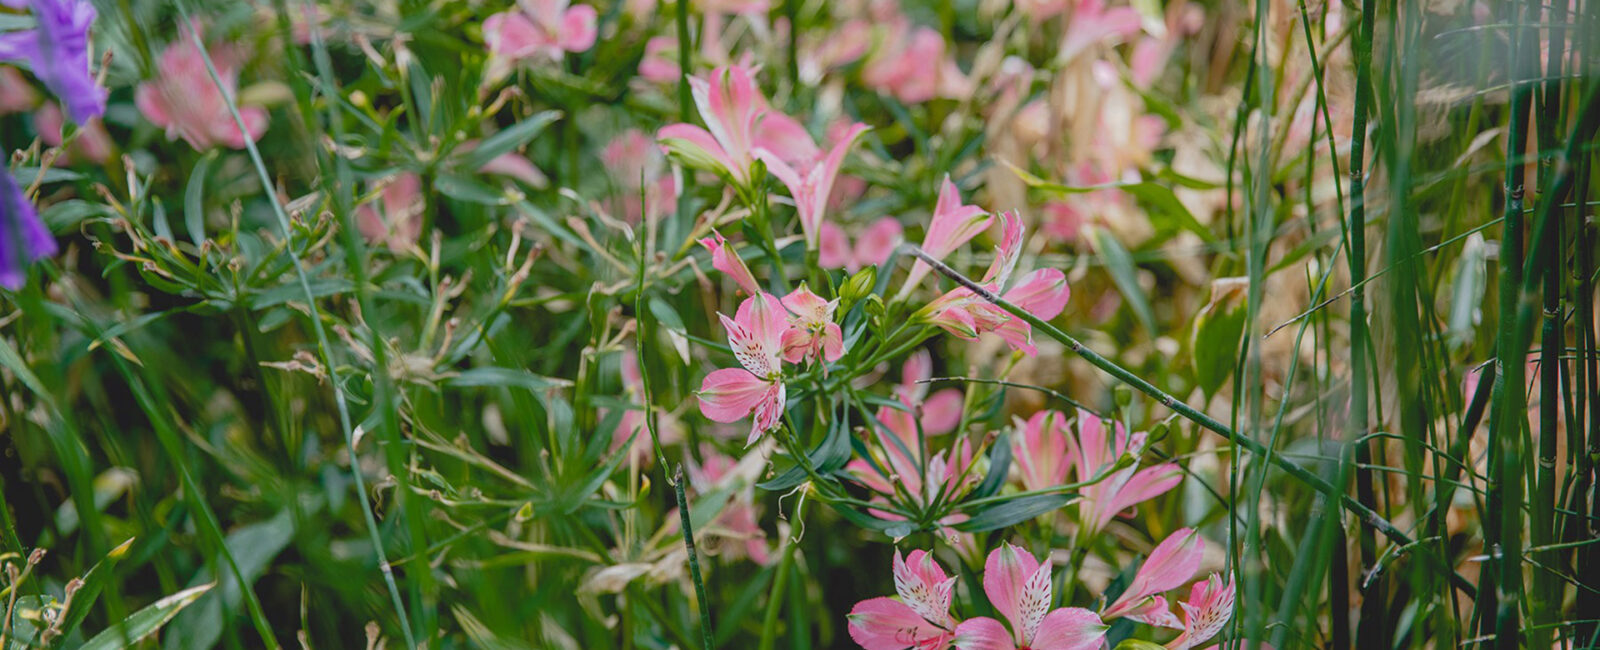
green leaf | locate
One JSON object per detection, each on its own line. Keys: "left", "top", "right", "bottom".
{"left": 1113, "top": 640, "right": 1169, "bottom": 650}
{"left": 164, "top": 511, "right": 294, "bottom": 650}
{"left": 184, "top": 151, "right": 216, "bottom": 245}
{"left": 758, "top": 412, "right": 852, "bottom": 491}
{"left": 80, "top": 583, "right": 213, "bottom": 650}
{"left": 1119, "top": 182, "right": 1216, "bottom": 244}
{"left": 1190, "top": 282, "right": 1249, "bottom": 399}
{"left": 461, "top": 110, "right": 562, "bottom": 170}
{"left": 449, "top": 367, "right": 571, "bottom": 392}
{"left": 55, "top": 538, "right": 137, "bottom": 643}
{"left": 1089, "top": 227, "right": 1158, "bottom": 337}
{"left": 39, "top": 199, "right": 110, "bottom": 231}
{"left": 953, "top": 493, "right": 1076, "bottom": 532}
{"left": 971, "top": 432, "right": 1012, "bottom": 499}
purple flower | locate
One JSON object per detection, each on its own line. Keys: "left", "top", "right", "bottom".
{"left": 0, "top": 0, "right": 105, "bottom": 124}
{"left": 0, "top": 162, "right": 57, "bottom": 290}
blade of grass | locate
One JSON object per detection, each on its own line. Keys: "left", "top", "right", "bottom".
{"left": 170, "top": 4, "right": 419, "bottom": 645}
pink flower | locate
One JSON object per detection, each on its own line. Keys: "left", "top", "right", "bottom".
{"left": 657, "top": 65, "right": 767, "bottom": 185}
{"left": 601, "top": 128, "right": 677, "bottom": 222}
{"left": 951, "top": 544, "right": 1107, "bottom": 650}
{"left": 135, "top": 29, "right": 269, "bottom": 151}
{"left": 1102, "top": 528, "right": 1203, "bottom": 626}
{"left": 483, "top": 0, "right": 597, "bottom": 77}
{"left": 847, "top": 549, "right": 959, "bottom": 650}
{"left": 637, "top": 36, "right": 680, "bottom": 83}
{"left": 798, "top": 19, "right": 871, "bottom": 82}
{"left": 698, "top": 230, "right": 761, "bottom": 296}
{"left": 458, "top": 139, "right": 551, "bottom": 188}
{"left": 1167, "top": 574, "right": 1235, "bottom": 650}
{"left": 1058, "top": 0, "right": 1142, "bottom": 63}
{"left": 684, "top": 446, "right": 772, "bottom": 564}
{"left": 820, "top": 217, "right": 902, "bottom": 273}
{"left": 919, "top": 212, "right": 1071, "bottom": 355}
{"left": 756, "top": 122, "right": 869, "bottom": 250}
{"left": 355, "top": 172, "right": 424, "bottom": 252}
{"left": 697, "top": 292, "right": 790, "bottom": 444}
{"left": 34, "top": 101, "right": 111, "bottom": 164}
{"left": 1069, "top": 411, "right": 1183, "bottom": 534}
{"left": 1013, "top": 0, "right": 1071, "bottom": 18}
{"left": 862, "top": 23, "right": 971, "bottom": 104}
{"left": 899, "top": 177, "right": 991, "bottom": 297}
{"left": 697, "top": 0, "right": 770, "bottom": 15}
{"left": 894, "top": 350, "right": 963, "bottom": 436}
{"left": 846, "top": 418, "right": 975, "bottom": 524}
{"left": 779, "top": 284, "right": 844, "bottom": 365}
{"left": 1013, "top": 410, "right": 1071, "bottom": 491}
{"left": 0, "top": 67, "right": 40, "bottom": 114}
{"left": 613, "top": 351, "right": 683, "bottom": 466}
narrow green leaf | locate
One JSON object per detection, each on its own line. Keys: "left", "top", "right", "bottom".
{"left": 461, "top": 110, "right": 562, "bottom": 170}
{"left": 184, "top": 151, "right": 216, "bottom": 245}
{"left": 1089, "top": 227, "right": 1158, "bottom": 337}
{"left": 79, "top": 583, "right": 213, "bottom": 650}
{"left": 54, "top": 538, "right": 137, "bottom": 642}
{"left": 953, "top": 493, "right": 1076, "bottom": 532}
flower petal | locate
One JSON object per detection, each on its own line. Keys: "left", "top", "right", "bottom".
{"left": 848, "top": 597, "right": 953, "bottom": 650}
{"left": 1031, "top": 608, "right": 1108, "bottom": 650}
{"left": 696, "top": 368, "right": 770, "bottom": 423}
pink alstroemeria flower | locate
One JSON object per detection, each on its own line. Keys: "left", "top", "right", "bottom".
{"left": 919, "top": 212, "right": 1071, "bottom": 355}
{"left": 1057, "top": 0, "right": 1142, "bottom": 63}
{"left": 698, "top": 230, "right": 761, "bottom": 296}
{"left": 35, "top": 101, "right": 112, "bottom": 164}
{"left": 1013, "top": 410, "right": 1071, "bottom": 492}
{"left": 820, "top": 217, "right": 902, "bottom": 273}
{"left": 951, "top": 544, "right": 1107, "bottom": 650}
{"left": 780, "top": 284, "right": 844, "bottom": 365}
{"left": 863, "top": 22, "right": 971, "bottom": 104}
{"left": 684, "top": 446, "right": 772, "bottom": 565}
{"left": 659, "top": 65, "right": 811, "bottom": 186}
{"left": 847, "top": 549, "right": 959, "bottom": 650}
{"left": 0, "top": 67, "right": 40, "bottom": 114}
{"left": 483, "top": 0, "right": 597, "bottom": 77}
{"left": 697, "top": 292, "right": 790, "bottom": 444}
{"left": 134, "top": 29, "right": 269, "bottom": 151}
{"left": 1167, "top": 573, "right": 1235, "bottom": 650}
{"left": 637, "top": 36, "right": 680, "bottom": 83}
{"left": 894, "top": 350, "right": 963, "bottom": 436}
{"left": 1102, "top": 528, "right": 1203, "bottom": 627}
{"left": 1069, "top": 411, "right": 1183, "bottom": 534}
{"left": 355, "top": 172, "right": 424, "bottom": 252}
{"left": 899, "top": 177, "right": 991, "bottom": 298}
{"left": 756, "top": 122, "right": 869, "bottom": 251}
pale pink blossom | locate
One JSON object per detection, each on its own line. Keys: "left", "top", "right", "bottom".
{"left": 658, "top": 65, "right": 796, "bottom": 186}
{"left": 820, "top": 217, "right": 902, "bottom": 273}
{"left": 1069, "top": 411, "right": 1183, "bottom": 534}
{"left": 698, "top": 230, "right": 761, "bottom": 296}
{"left": 1167, "top": 573, "right": 1235, "bottom": 650}
{"left": 1013, "top": 410, "right": 1071, "bottom": 492}
{"left": 951, "top": 544, "right": 1107, "bottom": 650}
{"left": 1058, "top": 0, "right": 1142, "bottom": 63}
{"left": 135, "top": 30, "right": 269, "bottom": 151}
{"left": 684, "top": 446, "right": 772, "bottom": 564}
{"left": 798, "top": 19, "right": 871, "bottom": 83}
{"left": 862, "top": 22, "right": 971, "bottom": 104}
{"left": 483, "top": 0, "right": 597, "bottom": 78}
{"left": 1102, "top": 528, "right": 1203, "bottom": 626}
{"left": 919, "top": 212, "right": 1071, "bottom": 355}
{"left": 613, "top": 351, "right": 683, "bottom": 466}
{"left": 696, "top": 0, "right": 769, "bottom": 15}
{"left": 460, "top": 139, "right": 550, "bottom": 188}
{"left": 847, "top": 549, "right": 959, "bottom": 650}
{"left": 757, "top": 122, "right": 869, "bottom": 250}
{"left": 697, "top": 292, "right": 790, "bottom": 444}
{"left": 779, "top": 284, "right": 844, "bottom": 365}
{"left": 0, "top": 67, "right": 39, "bottom": 114}
{"left": 601, "top": 128, "right": 677, "bottom": 222}
{"left": 637, "top": 36, "right": 680, "bottom": 84}
{"left": 894, "top": 350, "right": 963, "bottom": 436}
{"left": 355, "top": 172, "right": 424, "bottom": 252}
{"left": 899, "top": 177, "right": 991, "bottom": 297}
{"left": 34, "top": 102, "right": 111, "bottom": 164}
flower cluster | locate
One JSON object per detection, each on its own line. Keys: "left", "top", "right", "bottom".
{"left": 849, "top": 533, "right": 1235, "bottom": 650}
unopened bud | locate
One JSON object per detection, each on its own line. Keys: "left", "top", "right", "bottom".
{"left": 841, "top": 266, "right": 877, "bottom": 303}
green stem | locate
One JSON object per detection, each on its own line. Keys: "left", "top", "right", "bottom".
{"left": 759, "top": 489, "right": 808, "bottom": 650}
{"left": 674, "top": 466, "right": 715, "bottom": 650}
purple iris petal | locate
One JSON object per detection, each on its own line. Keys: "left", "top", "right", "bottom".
{"left": 0, "top": 0, "right": 105, "bottom": 123}
{"left": 0, "top": 163, "right": 57, "bottom": 290}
